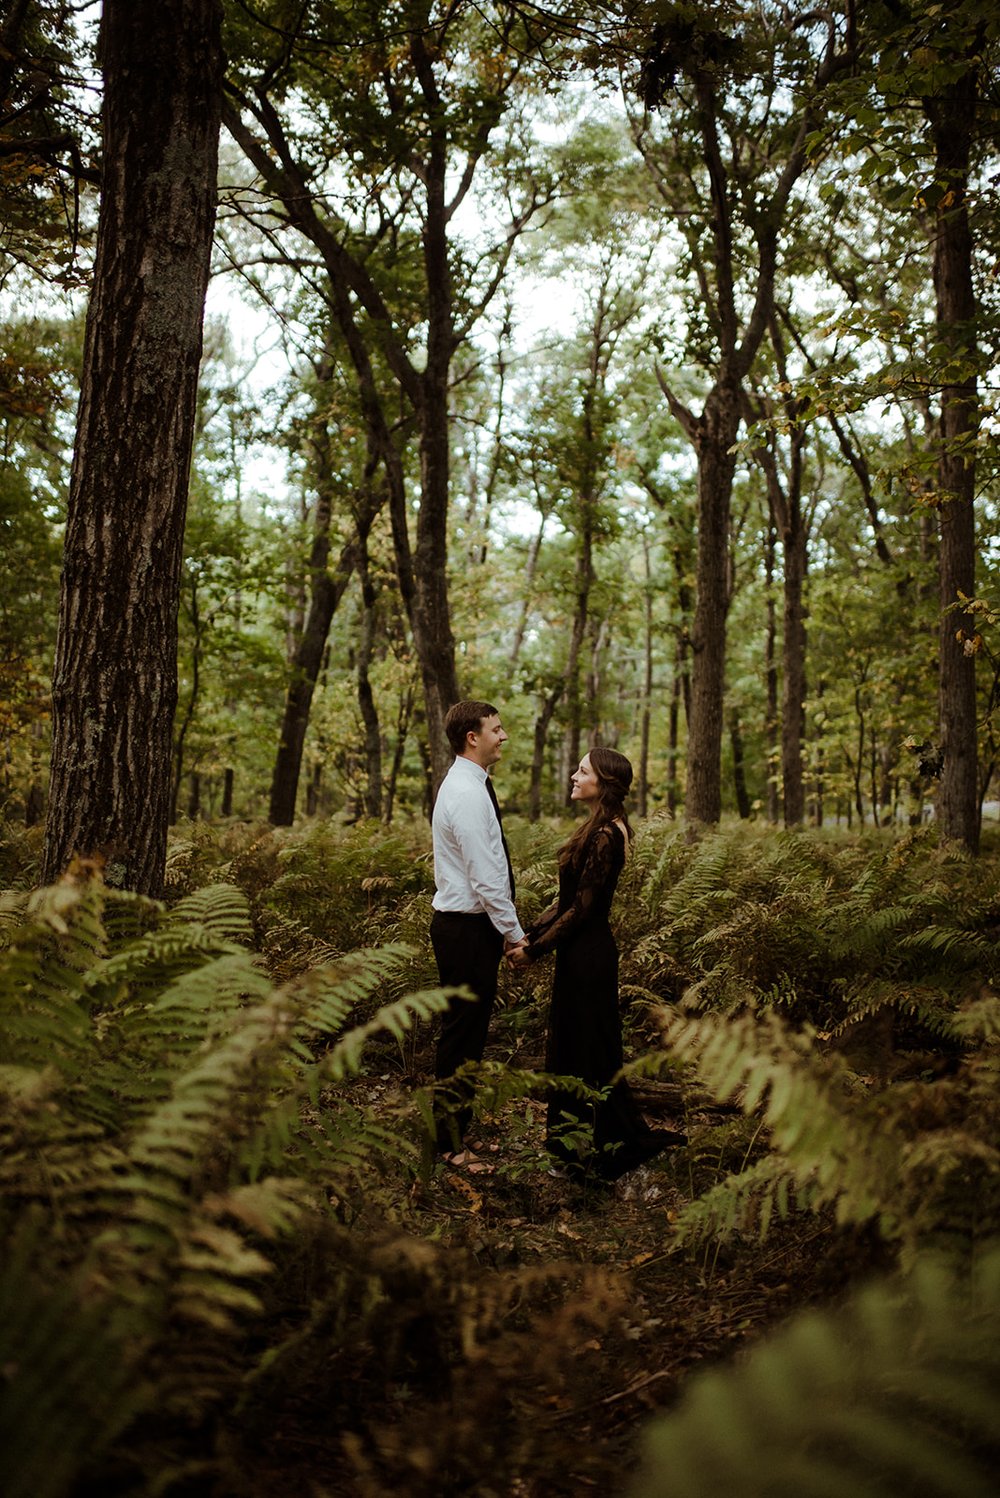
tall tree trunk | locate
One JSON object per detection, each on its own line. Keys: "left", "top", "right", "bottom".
{"left": 382, "top": 682, "right": 413, "bottom": 825}
{"left": 529, "top": 687, "right": 562, "bottom": 823}
{"left": 356, "top": 535, "right": 383, "bottom": 820}
{"left": 42, "top": 0, "right": 223, "bottom": 895}
{"left": 269, "top": 521, "right": 360, "bottom": 826}
{"left": 637, "top": 532, "right": 654, "bottom": 818}
{"left": 171, "top": 571, "right": 201, "bottom": 822}
{"left": 781, "top": 510, "right": 808, "bottom": 828}
{"left": 666, "top": 654, "right": 682, "bottom": 819}
{"left": 926, "top": 64, "right": 980, "bottom": 852}
{"left": 764, "top": 521, "right": 780, "bottom": 824}
{"left": 729, "top": 708, "right": 751, "bottom": 820}
{"left": 685, "top": 383, "right": 740, "bottom": 825}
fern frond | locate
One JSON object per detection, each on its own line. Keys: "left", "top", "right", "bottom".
{"left": 631, "top": 1245, "right": 1000, "bottom": 1498}
{"left": 953, "top": 993, "right": 1000, "bottom": 1041}
{"left": 0, "top": 1219, "right": 143, "bottom": 1498}
{"left": 670, "top": 1155, "right": 801, "bottom": 1247}
{"left": 662, "top": 1008, "right": 902, "bottom": 1238}
{"left": 323, "top": 986, "right": 451, "bottom": 1081}
{"left": 167, "top": 882, "right": 253, "bottom": 943}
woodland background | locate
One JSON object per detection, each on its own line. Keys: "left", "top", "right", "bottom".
{"left": 2, "top": 3, "right": 1000, "bottom": 1496}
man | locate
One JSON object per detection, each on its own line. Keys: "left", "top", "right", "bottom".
{"left": 430, "top": 699, "right": 525, "bottom": 1163}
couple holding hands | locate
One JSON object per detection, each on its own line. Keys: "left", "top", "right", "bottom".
{"left": 429, "top": 699, "right": 684, "bottom": 1180}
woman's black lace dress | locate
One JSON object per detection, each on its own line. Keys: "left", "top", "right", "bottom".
{"left": 525, "top": 821, "right": 678, "bottom": 1180}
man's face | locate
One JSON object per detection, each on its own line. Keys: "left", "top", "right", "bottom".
{"left": 467, "top": 713, "right": 508, "bottom": 769}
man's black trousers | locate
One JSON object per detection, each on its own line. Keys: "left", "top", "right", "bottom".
{"left": 430, "top": 910, "right": 503, "bottom": 1149}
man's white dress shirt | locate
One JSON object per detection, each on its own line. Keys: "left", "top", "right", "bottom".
{"left": 432, "top": 756, "right": 524, "bottom": 942}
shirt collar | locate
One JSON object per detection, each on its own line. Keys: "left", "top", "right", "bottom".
{"left": 452, "top": 755, "right": 488, "bottom": 783}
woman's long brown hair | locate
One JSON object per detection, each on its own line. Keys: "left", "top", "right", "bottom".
{"left": 558, "top": 746, "right": 634, "bottom": 869}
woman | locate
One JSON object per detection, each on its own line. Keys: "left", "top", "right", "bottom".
{"left": 512, "top": 746, "right": 684, "bottom": 1180}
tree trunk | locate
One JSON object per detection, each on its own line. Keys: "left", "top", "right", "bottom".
{"left": 927, "top": 66, "right": 980, "bottom": 852}
{"left": 764, "top": 522, "right": 780, "bottom": 824}
{"left": 382, "top": 682, "right": 413, "bottom": 825}
{"left": 171, "top": 572, "right": 201, "bottom": 822}
{"left": 729, "top": 708, "right": 751, "bottom": 820}
{"left": 685, "top": 383, "right": 740, "bottom": 825}
{"left": 637, "top": 534, "right": 654, "bottom": 818}
{"left": 269, "top": 535, "right": 359, "bottom": 826}
{"left": 781, "top": 513, "right": 808, "bottom": 827}
{"left": 42, "top": 0, "right": 223, "bottom": 895}
{"left": 305, "top": 761, "right": 322, "bottom": 818}
{"left": 666, "top": 657, "right": 682, "bottom": 819}
{"left": 356, "top": 537, "right": 383, "bottom": 820}
{"left": 221, "top": 766, "right": 234, "bottom": 817}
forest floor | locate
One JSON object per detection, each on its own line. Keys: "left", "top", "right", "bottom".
{"left": 233, "top": 1012, "right": 887, "bottom": 1498}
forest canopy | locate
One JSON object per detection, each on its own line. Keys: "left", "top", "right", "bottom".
{"left": 1, "top": 0, "right": 998, "bottom": 872}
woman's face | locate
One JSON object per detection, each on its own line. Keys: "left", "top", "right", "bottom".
{"left": 570, "top": 754, "right": 601, "bottom": 803}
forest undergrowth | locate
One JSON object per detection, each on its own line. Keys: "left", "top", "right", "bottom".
{"left": 1, "top": 814, "right": 999, "bottom": 1498}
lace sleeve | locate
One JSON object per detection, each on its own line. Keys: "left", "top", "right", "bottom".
{"left": 524, "top": 897, "right": 560, "bottom": 944}
{"left": 525, "top": 826, "right": 618, "bottom": 959}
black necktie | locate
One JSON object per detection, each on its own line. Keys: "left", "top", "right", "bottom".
{"left": 484, "top": 774, "right": 515, "bottom": 900}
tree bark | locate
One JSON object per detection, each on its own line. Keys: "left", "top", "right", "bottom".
{"left": 764, "top": 521, "right": 780, "bottom": 824}
{"left": 269, "top": 516, "right": 360, "bottom": 826}
{"left": 926, "top": 64, "right": 980, "bottom": 852}
{"left": 42, "top": 0, "right": 223, "bottom": 895}
{"left": 684, "top": 380, "right": 740, "bottom": 825}
{"left": 356, "top": 533, "right": 384, "bottom": 820}
{"left": 637, "top": 531, "right": 654, "bottom": 818}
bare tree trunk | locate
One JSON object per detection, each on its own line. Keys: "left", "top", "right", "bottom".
{"left": 764, "top": 521, "right": 780, "bottom": 824}
{"left": 42, "top": 0, "right": 223, "bottom": 895}
{"left": 269, "top": 526, "right": 360, "bottom": 826}
{"left": 666, "top": 637, "right": 685, "bottom": 819}
{"left": 729, "top": 708, "right": 751, "bottom": 820}
{"left": 305, "top": 761, "right": 322, "bottom": 818}
{"left": 356, "top": 535, "right": 383, "bottom": 820}
{"left": 637, "top": 533, "right": 654, "bottom": 817}
{"left": 529, "top": 688, "right": 562, "bottom": 822}
{"left": 781, "top": 514, "right": 808, "bottom": 827}
{"left": 685, "top": 383, "right": 740, "bottom": 825}
{"left": 382, "top": 681, "right": 413, "bottom": 825}
{"left": 927, "top": 64, "right": 980, "bottom": 852}
{"left": 171, "top": 571, "right": 201, "bottom": 822}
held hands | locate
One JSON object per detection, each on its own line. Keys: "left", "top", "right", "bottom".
{"left": 505, "top": 936, "right": 530, "bottom": 968}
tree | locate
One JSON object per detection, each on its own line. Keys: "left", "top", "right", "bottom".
{"left": 633, "top": 3, "right": 856, "bottom": 826}
{"left": 42, "top": 0, "right": 224, "bottom": 894}
{"left": 221, "top": 0, "right": 560, "bottom": 799}
{"left": 0, "top": 0, "right": 99, "bottom": 290}
{"left": 922, "top": 16, "right": 985, "bottom": 852}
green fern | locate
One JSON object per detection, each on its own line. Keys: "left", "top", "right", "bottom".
{"left": 631, "top": 1244, "right": 1000, "bottom": 1498}
{"left": 0, "top": 870, "right": 455, "bottom": 1496}
{"left": 0, "top": 1219, "right": 143, "bottom": 1498}
{"left": 652, "top": 1003, "right": 1000, "bottom": 1259}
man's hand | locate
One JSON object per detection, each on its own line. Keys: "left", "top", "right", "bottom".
{"left": 505, "top": 937, "right": 530, "bottom": 968}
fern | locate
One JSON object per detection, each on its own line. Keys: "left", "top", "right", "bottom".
{"left": 0, "top": 1220, "right": 143, "bottom": 1498}
{"left": 655, "top": 1004, "right": 1000, "bottom": 1259}
{"left": 631, "top": 1244, "right": 1000, "bottom": 1498}
{"left": 0, "top": 871, "right": 457, "bottom": 1496}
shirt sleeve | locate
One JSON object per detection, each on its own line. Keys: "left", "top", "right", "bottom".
{"left": 454, "top": 783, "right": 524, "bottom": 942}
{"left": 524, "top": 826, "right": 616, "bottom": 959}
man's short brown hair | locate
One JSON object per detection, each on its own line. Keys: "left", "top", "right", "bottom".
{"left": 444, "top": 699, "right": 499, "bottom": 756}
